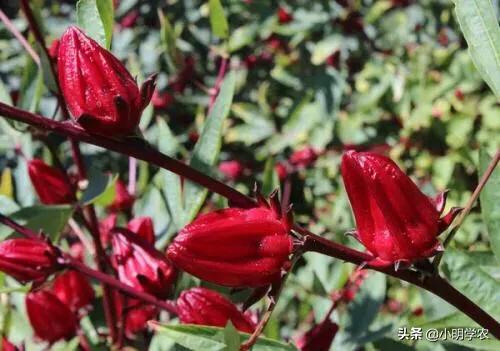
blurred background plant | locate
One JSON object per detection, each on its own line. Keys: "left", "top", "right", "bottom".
{"left": 0, "top": 0, "right": 499, "bottom": 350}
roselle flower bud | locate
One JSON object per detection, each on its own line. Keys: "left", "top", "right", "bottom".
{"left": 152, "top": 89, "right": 174, "bottom": 109}
{"left": 296, "top": 319, "right": 338, "bottom": 351}
{"left": 218, "top": 160, "right": 244, "bottom": 180}
{"left": 277, "top": 7, "right": 293, "bottom": 24}
{"left": 167, "top": 198, "right": 293, "bottom": 288}
{"left": 341, "top": 151, "right": 462, "bottom": 267}
{"left": 289, "top": 147, "right": 319, "bottom": 168}
{"left": 58, "top": 26, "right": 156, "bottom": 136}
{"left": 125, "top": 302, "right": 158, "bottom": 338}
{"left": 0, "top": 239, "right": 59, "bottom": 284}
{"left": 26, "top": 290, "right": 78, "bottom": 343}
{"left": 99, "top": 213, "right": 117, "bottom": 247}
{"left": 128, "top": 216, "right": 155, "bottom": 244}
{"left": 112, "top": 230, "right": 176, "bottom": 298}
{"left": 48, "top": 39, "right": 59, "bottom": 61}
{"left": 1, "top": 338, "right": 18, "bottom": 351}
{"left": 53, "top": 270, "right": 95, "bottom": 313}
{"left": 28, "top": 159, "right": 75, "bottom": 205}
{"left": 108, "top": 180, "right": 135, "bottom": 213}
{"left": 275, "top": 162, "right": 288, "bottom": 181}
{"left": 177, "top": 288, "right": 255, "bottom": 333}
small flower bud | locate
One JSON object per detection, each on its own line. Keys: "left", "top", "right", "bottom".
{"left": 177, "top": 288, "right": 255, "bottom": 333}
{"left": 128, "top": 216, "right": 155, "bottom": 244}
{"left": 108, "top": 180, "right": 135, "bottom": 213}
{"left": 112, "top": 230, "right": 176, "bottom": 298}
{"left": 26, "top": 290, "right": 78, "bottom": 343}
{"left": 28, "top": 159, "right": 75, "bottom": 205}
{"left": 53, "top": 270, "right": 95, "bottom": 313}
{"left": 0, "top": 239, "right": 59, "bottom": 284}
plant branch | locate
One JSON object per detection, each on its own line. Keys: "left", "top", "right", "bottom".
{"left": 433, "top": 150, "right": 500, "bottom": 268}
{"left": 0, "top": 9, "right": 40, "bottom": 65}
{"left": 0, "top": 103, "right": 499, "bottom": 338}
{"left": 301, "top": 232, "right": 500, "bottom": 338}
{"left": 208, "top": 57, "right": 228, "bottom": 114}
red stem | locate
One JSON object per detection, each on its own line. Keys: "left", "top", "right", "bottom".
{"left": 0, "top": 103, "right": 498, "bottom": 338}
{"left": 207, "top": 57, "right": 228, "bottom": 114}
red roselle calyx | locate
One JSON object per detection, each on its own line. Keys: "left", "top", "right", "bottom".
{"left": 124, "top": 301, "right": 158, "bottom": 338}
{"left": 277, "top": 7, "right": 293, "bottom": 24}
{"left": 53, "top": 270, "right": 95, "bottom": 313}
{"left": 177, "top": 288, "right": 255, "bottom": 333}
{"left": 57, "top": 26, "right": 156, "bottom": 136}
{"left": 26, "top": 290, "right": 78, "bottom": 344}
{"left": 341, "top": 151, "right": 462, "bottom": 267}
{"left": 111, "top": 229, "right": 176, "bottom": 299}
{"left": 218, "top": 160, "right": 245, "bottom": 180}
{"left": 28, "top": 159, "right": 75, "bottom": 205}
{"left": 289, "top": 147, "right": 319, "bottom": 168}
{"left": 167, "top": 195, "right": 293, "bottom": 288}
{"left": 0, "top": 238, "right": 59, "bottom": 284}
{"left": 296, "top": 319, "right": 339, "bottom": 351}
{"left": 1, "top": 338, "right": 18, "bottom": 351}
{"left": 127, "top": 216, "right": 155, "bottom": 244}
{"left": 108, "top": 179, "right": 135, "bottom": 213}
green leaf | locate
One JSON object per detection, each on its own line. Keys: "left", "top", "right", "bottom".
{"left": 261, "top": 158, "right": 279, "bottom": 197}
{"left": 152, "top": 323, "right": 298, "bottom": 351}
{"left": 223, "top": 322, "right": 241, "bottom": 351}
{"left": 453, "top": 0, "right": 500, "bottom": 97}
{"left": 208, "top": 0, "right": 229, "bottom": 39}
{"left": 95, "top": 0, "right": 114, "bottom": 48}
{"left": 18, "top": 58, "right": 44, "bottom": 113}
{"left": 334, "top": 272, "right": 388, "bottom": 350}
{"left": 158, "top": 9, "right": 181, "bottom": 71}
{"left": 0, "top": 77, "right": 13, "bottom": 105}
{"left": 80, "top": 170, "right": 117, "bottom": 206}
{"left": 77, "top": 0, "right": 114, "bottom": 49}
{"left": 0, "top": 205, "right": 73, "bottom": 241}
{"left": 441, "top": 249, "right": 500, "bottom": 322}
{"left": 479, "top": 148, "right": 500, "bottom": 262}
{"left": 183, "top": 71, "right": 236, "bottom": 223}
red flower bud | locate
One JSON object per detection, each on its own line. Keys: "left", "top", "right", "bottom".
{"left": 152, "top": 89, "right": 174, "bottom": 109}
{"left": 99, "top": 213, "right": 117, "bottom": 247}
{"left": 28, "top": 159, "right": 75, "bottom": 205}
{"left": 53, "top": 270, "right": 94, "bottom": 313}
{"left": 296, "top": 319, "right": 338, "bottom": 351}
{"left": 167, "top": 199, "right": 293, "bottom": 288}
{"left": 128, "top": 216, "right": 155, "bottom": 244}
{"left": 58, "top": 26, "right": 155, "bottom": 136}
{"left": 108, "top": 180, "right": 135, "bottom": 213}
{"left": 0, "top": 239, "right": 59, "bottom": 284}
{"left": 26, "top": 290, "right": 78, "bottom": 343}
{"left": 125, "top": 302, "right": 158, "bottom": 338}
{"left": 112, "top": 230, "right": 176, "bottom": 298}
{"left": 289, "top": 147, "right": 319, "bottom": 168}
{"left": 1, "top": 338, "right": 18, "bottom": 351}
{"left": 119, "top": 10, "right": 139, "bottom": 29}
{"left": 177, "top": 288, "right": 255, "bottom": 333}
{"left": 454, "top": 88, "right": 465, "bottom": 101}
{"left": 277, "top": 7, "right": 293, "bottom": 24}
{"left": 341, "top": 151, "right": 462, "bottom": 267}
{"left": 218, "top": 160, "right": 244, "bottom": 180}
{"left": 275, "top": 162, "right": 289, "bottom": 181}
